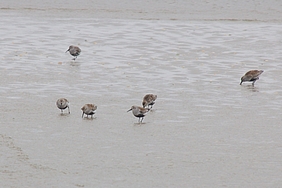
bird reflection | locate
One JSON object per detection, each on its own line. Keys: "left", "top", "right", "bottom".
{"left": 246, "top": 85, "right": 259, "bottom": 92}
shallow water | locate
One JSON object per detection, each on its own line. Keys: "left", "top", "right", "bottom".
{"left": 1, "top": 9, "right": 282, "bottom": 187}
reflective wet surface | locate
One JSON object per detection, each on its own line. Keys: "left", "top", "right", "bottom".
{"left": 1, "top": 8, "right": 282, "bottom": 187}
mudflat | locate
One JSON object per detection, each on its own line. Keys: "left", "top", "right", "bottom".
{"left": 1, "top": 1, "right": 282, "bottom": 187}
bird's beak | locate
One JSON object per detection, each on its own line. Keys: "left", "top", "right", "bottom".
{"left": 65, "top": 49, "right": 69, "bottom": 53}
{"left": 127, "top": 109, "right": 132, "bottom": 112}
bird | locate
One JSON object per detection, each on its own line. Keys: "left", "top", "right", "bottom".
{"left": 81, "top": 104, "right": 97, "bottom": 118}
{"left": 240, "top": 70, "right": 264, "bottom": 86}
{"left": 66, "top": 45, "right": 81, "bottom": 60}
{"left": 56, "top": 98, "right": 70, "bottom": 114}
{"left": 127, "top": 106, "right": 150, "bottom": 123}
{"left": 142, "top": 94, "right": 157, "bottom": 109}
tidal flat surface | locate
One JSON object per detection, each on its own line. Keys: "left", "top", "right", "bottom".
{"left": 1, "top": 12, "right": 282, "bottom": 187}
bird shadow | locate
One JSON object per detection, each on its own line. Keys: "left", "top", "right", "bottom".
{"left": 82, "top": 117, "right": 96, "bottom": 120}
{"left": 58, "top": 113, "right": 70, "bottom": 117}
{"left": 133, "top": 122, "right": 146, "bottom": 126}
{"left": 69, "top": 61, "right": 81, "bottom": 66}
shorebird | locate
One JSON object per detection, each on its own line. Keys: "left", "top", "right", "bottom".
{"left": 56, "top": 98, "right": 70, "bottom": 114}
{"left": 66, "top": 45, "right": 81, "bottom": 60}
{"left": 240, "top": 70, "right": 264, "bottom": 86}
{"left": 81, "top": 104, "right": 97, "bottom": 118}
{"left": 127, "top": 106, "right": 150, "bottom": 123}
{"left": 142, "top": 94, "right": 157, "bottom": 109}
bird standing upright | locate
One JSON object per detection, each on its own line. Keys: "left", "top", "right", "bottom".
{"left": 56, "top": 98, "right": 70, "bottom": 114}
{"left": 66, "top": 45, "right": 81, "bottom": 60}
{"left": 127, "top": 106, "right": 150, "bottom": 123}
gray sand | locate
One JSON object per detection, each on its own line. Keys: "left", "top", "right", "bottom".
{"left": 1, "top": 1, "right": 282, "bottom": 187}
{"left": 2, "top": 0, "right": 282, "bottom": 21}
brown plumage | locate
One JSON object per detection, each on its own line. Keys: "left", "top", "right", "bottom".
{"left": 127, "top": 106, "right": 150, "bottom": 123}
{"left": 56, "top": 98, "right": 70, "bottom": 114}
{"left": 81, "top": 104, "right": 97, "bottom": 118}
{"left": 240, "top": 70, "right": 264, "bottom": 86}
{"left": 66, "top": 45, "right": 81, "bottom": 60}
{"left": 142, "top": 94, "right": 157, "bottom": 109}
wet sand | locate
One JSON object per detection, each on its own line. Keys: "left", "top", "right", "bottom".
{"left": 2, "top": 0, "right": 282, "bottom": 21}
{"left": 1, "top": 1, "right": 282, "bottom": 187}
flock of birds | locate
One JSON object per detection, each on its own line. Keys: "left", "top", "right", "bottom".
{"left": 62, "top": 45, "right": 264, "bottom": 122}
{"left": 56, "top": 94, "right": 157, "bottom": 123}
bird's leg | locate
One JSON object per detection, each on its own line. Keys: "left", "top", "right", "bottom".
{"left": 82, "top": 112, "right": 84, "bottom": 118}
{"left": 68, "top": 107, "right": 70, "bottom": 114}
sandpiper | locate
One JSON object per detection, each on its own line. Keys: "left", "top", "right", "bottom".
{"left": 127, "top": 106, "right": 150, "bottom": 123}
{"left": 240, "top": 70, "right": 264, "bottom": 86}
{"left": 66, "top": 45, "right": 81, "bottom": 60}
{"left": 142, "top": 94, "right": 157, "bottom": 109}
{"left": 81, "top": 104, "right": 97, "bottom": 118}
{"left": 56, "top": 98, "right": 70, "bottom": 114}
